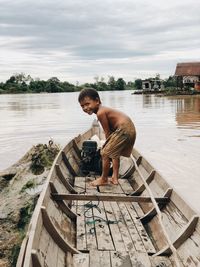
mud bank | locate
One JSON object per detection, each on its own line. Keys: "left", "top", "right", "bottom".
{"left": 0, "top": 143, "right": 60, "bottom": 267}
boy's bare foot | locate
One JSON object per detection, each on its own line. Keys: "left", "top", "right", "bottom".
{"left": 90, "top": 177, "right": 108, "bottom": 186}
{"left": 111, "top": 177, "right": 119, "bottom": 185}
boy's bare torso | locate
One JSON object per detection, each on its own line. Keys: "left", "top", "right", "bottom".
{"left": 97, "top": 105, "right": 132, "bottom": 138}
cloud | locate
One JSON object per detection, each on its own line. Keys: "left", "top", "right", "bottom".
{"left": 0, "top": 0, "right": 200, "bottom": 83}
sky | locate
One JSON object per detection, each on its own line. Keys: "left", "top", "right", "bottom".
{"left": 0, "top": 0, "right": 200, "bottom": 84}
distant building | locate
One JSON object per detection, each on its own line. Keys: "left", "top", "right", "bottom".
{"left": 174, "top": 62, "right": 200, "bottom": 90}
{"left": 142, "top": 78, "right": 164, "bottom": 91}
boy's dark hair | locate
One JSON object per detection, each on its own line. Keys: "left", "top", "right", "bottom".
{"left": 78, "top": 88, "right": 101, "bottom": 103}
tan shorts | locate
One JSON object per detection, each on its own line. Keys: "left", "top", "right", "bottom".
{"left": 101, "top": 121, "right": 136, "bottom": 159}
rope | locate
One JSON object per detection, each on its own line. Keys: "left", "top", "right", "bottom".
{"left": 73, "top": 199, "right": 120, "bottom": 227}
{"left": 131, "top": 154, "right": 181, "bottom": 267}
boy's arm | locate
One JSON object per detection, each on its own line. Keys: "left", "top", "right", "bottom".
{"left": 97, "top": 111, "right": 111, "bottom": 139}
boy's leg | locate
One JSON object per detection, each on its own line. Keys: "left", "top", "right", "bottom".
{"left": 111, "top": 158, "right": 120, "bottom": 185}
{"left": 90, "top": 155, "right": 110, "bottom": 186}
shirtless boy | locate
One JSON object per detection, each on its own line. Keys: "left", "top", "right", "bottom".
{"left": 78, "top": 88, "right": 136, "bottom": 186}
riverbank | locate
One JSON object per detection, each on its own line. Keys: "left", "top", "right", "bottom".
{"left": 132, "top": 88, "right": 200, "bottom": 96}
{"left": 0, "top": 143, "right": 59, "bottom": 267}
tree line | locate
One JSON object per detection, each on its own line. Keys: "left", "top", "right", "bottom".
{"left": 0, "top": 73, "right": 176, "bottom": 94}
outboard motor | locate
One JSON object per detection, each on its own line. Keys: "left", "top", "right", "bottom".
{"left": 80, "top": 140, "right": 102, "bottom": 175}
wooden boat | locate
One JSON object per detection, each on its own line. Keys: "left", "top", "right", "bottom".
{"left": 17, "top": 121, "right": 200, "bottom": 267}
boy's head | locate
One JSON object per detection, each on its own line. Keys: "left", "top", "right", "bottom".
{"left": 78, "top": 88, "right": 101, "bottom": 115}
{"left": 78, "top": 88, "right": 101, "bottom": 103}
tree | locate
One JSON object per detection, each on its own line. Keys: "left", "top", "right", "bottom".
{"left": 134, "top": 79, "right": 142, "bottom": 89}
{"left": 108, "top": 76, "right": 116, "bottom": 90}
{"left": 163, "top": 76, "right": 176, "bottom": 88}
{"left": 115, "top": 78, "right": 126, "bottom": 90}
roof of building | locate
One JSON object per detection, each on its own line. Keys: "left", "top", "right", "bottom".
{"left": 175, "top": 62, "right": 200, "bottom": 76}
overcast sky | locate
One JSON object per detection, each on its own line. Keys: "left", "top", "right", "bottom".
{"left": 0, "top": 0, "right": 200, "bottom": 84}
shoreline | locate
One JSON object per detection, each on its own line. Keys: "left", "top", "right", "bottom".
{"left": 0, "top": 143, "right": 59, "bottom": 267}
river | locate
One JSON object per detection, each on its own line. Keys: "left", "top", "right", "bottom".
{"left": 0, "top": 91, "right": 200, "bottom": 213}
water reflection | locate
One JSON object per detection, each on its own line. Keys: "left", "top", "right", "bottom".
{"left": 172, "top": 96, "right": 200, "bottom": 129}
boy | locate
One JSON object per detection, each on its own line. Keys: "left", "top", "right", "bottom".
{"left": 78, "top": 88, "right": 136, "bottom": 186}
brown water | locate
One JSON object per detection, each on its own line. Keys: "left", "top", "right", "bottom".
{"left": 0, "top": 91, "right": 200, "bottom": 212}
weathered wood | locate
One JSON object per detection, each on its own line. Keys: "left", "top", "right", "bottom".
{"left": 110, "top": 201, "right": 135, "bottom": 252}
{"left": 118, "top": 202, "right": 146, "bottom": 253}
{"left": 73, "top": 253, "right": 89, "bottom": 267}
{"left": 136, "top": 156, "right": 143, "bottom": 165}
{"left": 62, "top": 151, "right": 78, "bottom": 177}
{"left": 129, "top": 250, "right": 152, "bottom": 267}
{"left": 150, "top": 256, "right": 174, "bottom": 267}
{"left": 155, "top": 215, "right": 199, "bottom": 256}
{"left": 140, "top": 188, "right": 173, "bottom": 224}
{"left": 110, "top": 251, "right": 132, "bottom": 267}
{"left": 52, "top": 193, "right": 170, "bottom": 203}
{"left": 50, "top": 182, "right": 77, "bottom": 220}
{"left": 103, "top": 201, "right": 126, "bottom": 251}
{"left": 92, "top": 200, "right": 115, "bottom": 250}
{"left": 73, "top": 177, "right": 86, "bottom": 194}
{"left": 117, "top": 179, "right": 134, "bottom": 195}
{"left": 41, "top": 206, "right": 80, "bottom": 254}
{"left": 76, "top": 200, "right": 87, "bottom": 251}
{"left": 131, "top": 170, "right": 156, "bottom": 196}
{"left": 55, "top": 164, "right": 78, "bottom": 194}
{"left": 74, "top": 176, "right": 87, "bottom": 251}
{"left": 125, "top": 202, "right": 156, "bottom": 255}
{"left": 98, "top": 182, "right": 124, "bottom": 194}
{"left": 89, "top": 250, "right": 111, "bottom": 267}
{"left": 85, "top": 177, "right": 98, "bottom": 250}
{"left": 72, "top": 139, "right": 82, "bottom": 160}
{"left": 31, "top": 250, "right": 42, "bottom": 267}
{"left": 56, "top": 248, "right": 66, "bottom": 267}
{"left": 16, "top": 233, "right": 29, "bottom": 267}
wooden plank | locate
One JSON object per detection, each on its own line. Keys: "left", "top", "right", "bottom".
{"left": 85, "top": 176, "right": 98, "bottom": 250}
{"left": 41, "top": 206, "right": 80, "bottom": 254}
{"left": 92, "top": 200, "right": 115, "bottom": 250}
{"left": 103, "top": 201, "right": 126, "bottom": 251}
{"left": 56, "top": 164, "right": 78, "bottom": 194}
{"left": 31, "top": 250, "right": 42, "bottom": 267}
{"left": 110, "top": 251, "right": 132, "bottom": 267}
{"left": 65, "top": 251, "right": 73, "bottom": 267}
{"left": 73, "top": 176, "right": 86, "bottom": 194}
{"left": 176, "top": 231, "right": 200, "bottom": 267}
{"left": 131, "top": 170, "right": 156, "bottom": 196}
{"left": 45, "top": 230, "right": 59, "bottom": 267}
{"left": 85, "top": 176, "right": 99, "bottom": 194}
{"left": 76, "top": 201, "right": 87, "bottom": 251}
{"left": 140, "top": 188, "right": 173, "bottom": 224}
{"left": 56, "top": 248, "right": 66, "bottom": 267}
{"left": 73, "top": 176, "right": 87, "bottom": 251}
{"left": 52, "top": 193, "right": 169, "bottom": 204}
{"left": 129, "top": 251, "right": 152, "bottom": 267}
{"left": 118, "top": 179, "right": 134, "bottom": 195}
{"left": 89, "top": 250, "right": 111, "bottom": 267}
{"left": 155, "top": 215, "right": 199, "bottom": 256}
{"left": 99, "top": 182, "right": 124, "bottom": 194}
{"left": 126, "top": 202, "right": 156, "bottom": 254}
{"left": 38, "top": 226, "right": 51, "bottom": 265}
{"left": 73, "top": 253, "right": 90, "bottom": 267}
{"left": 72, "top": 139, "right": 82, "bottom": 160}
{"left": 62, "top": 151, "right": 78, "bottom": 176}
{"left": 150, "top": 256, "right": 174, "bottom": 267}
{"left": 50, "top": 182, "right": 77, "bottom": 220}
{"left": 110, "top": 201, "right": 135, "bottom": 252}
{"left": 118, "top": 202, "right": 146, "bottom": 253}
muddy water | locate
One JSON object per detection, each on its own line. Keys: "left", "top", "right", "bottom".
{"left": 0, "top": 91, "right": 200, "bottom": 212}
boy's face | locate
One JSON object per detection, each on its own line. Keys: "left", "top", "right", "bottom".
{"left": 79, "top": 96, "right": 100, "bottom": 115}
